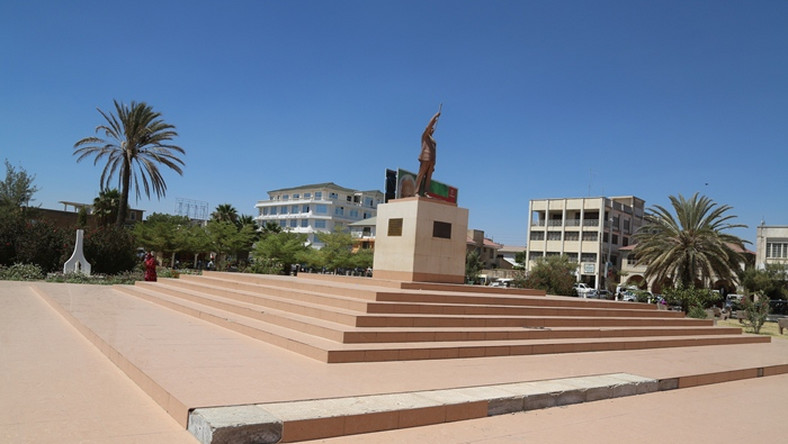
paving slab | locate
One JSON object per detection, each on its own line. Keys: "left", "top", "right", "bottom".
{"left": 0, "top": 281, "right": 196, "bottom": 444}
{"left": 6, "top": 281, "right": 788, "bottom": 443}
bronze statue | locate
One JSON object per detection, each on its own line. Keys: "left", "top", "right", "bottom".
{"left": 416, "top": 108, "right": 441, "bottom": 196}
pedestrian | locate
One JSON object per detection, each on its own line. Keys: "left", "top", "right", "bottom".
{"left": 144, "top": 252, "right": 158, "bottom": 282}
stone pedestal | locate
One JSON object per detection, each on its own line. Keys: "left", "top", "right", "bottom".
{"left": 373, "top": 197, "right": 468, "bottom": 284}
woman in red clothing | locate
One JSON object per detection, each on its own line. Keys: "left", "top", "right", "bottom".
{"left": 144, "top": 252, "right": 158, "bottom": 282}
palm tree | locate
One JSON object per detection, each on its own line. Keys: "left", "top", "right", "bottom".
{"left": 633, "top": 193, "right": 748, "bottom": 289}
{"left": 74, "top": 100, "right": 185, "bottom": 227}
{"left": 211, "top": 204, "right": 239, "bottom": 223}
{"left": 92, "top": 188, "right": 120, "bottom": 226}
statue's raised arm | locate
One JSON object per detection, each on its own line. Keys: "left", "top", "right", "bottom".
{"left": 416, "top": 110, "right": 441, "bottom": 196}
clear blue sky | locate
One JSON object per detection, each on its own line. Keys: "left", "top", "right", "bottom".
{"left": 2, "top": 0, "right": 786, "bottom": 246}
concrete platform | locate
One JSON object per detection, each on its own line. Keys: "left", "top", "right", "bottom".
{"left": 4, "top": 280, "right": 788, "bottom": 443}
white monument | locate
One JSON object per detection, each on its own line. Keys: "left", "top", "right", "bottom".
{"left": 63, "top": 229, "right": 91, "bottom": 275}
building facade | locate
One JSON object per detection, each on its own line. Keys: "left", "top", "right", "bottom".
{"left": 255, "top": 183, "right": 384, "bottom": 248}
{"left": 755, "top": 224, "right": 788, "bottom": 270}
{"left": 525, "top": 196, "right": 645, "bottom": 290}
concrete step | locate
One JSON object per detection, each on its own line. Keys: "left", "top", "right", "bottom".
{"left": 114, "top": 283, "right": 769, "bottom": 364}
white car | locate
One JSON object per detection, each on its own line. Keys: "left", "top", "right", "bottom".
{"left": 573, "top": 283, "right": 596, "bottom": 298}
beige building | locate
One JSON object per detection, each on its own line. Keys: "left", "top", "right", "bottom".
{"left": 525, "top": 196, "right": 645, "bottom": 290}
{"left": 755, "top": 224, "right": 788, "bottom": 270}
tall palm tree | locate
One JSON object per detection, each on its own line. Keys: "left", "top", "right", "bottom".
{"left": 74, "top": 100, "right": 185, "bottom": 227}
{"left": 633, "top": 193, "right": 748, "bottom": 289}
{"left": 211, "top": 204, "right": 239, "bottom": 223}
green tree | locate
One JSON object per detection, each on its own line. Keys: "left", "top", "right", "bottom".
{"left": 315, "top": 227, "right": 354, "bottom": 272}
{"left": 74, "top": 100, "right": 185, "bottom": 227}
{"left": 523, "top": 255, "right": 577, "bottom": 296}
{"left": 740, "top": 264, "right": 788, "bottom": 300}
{"left": 133, "top": 213, "right": 192, "bottom": 266}
{"left": 633, "top": 193, "right": 747, "bottom": 289}
{"left": 211, "top": 204, "right": 239, "bottom": 224}
{"left": 0, "top": 159, "right": 38, "bottom": 209}
{"left": 465, "top": 250, "right": 484, "bottom": 284}
{"left": 206, "top": 220, "right": 256, "bottom": 270}
{"left": 252, "top": 230, "right": 309, "bottom": 274}
{"left": 92, "top": 188, "right": 120, "bottom": 227}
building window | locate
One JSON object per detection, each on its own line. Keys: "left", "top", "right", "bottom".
{"left": 315, "top": 220, "right": 327, "bottom": 229}
{"left": 270, "top": 207, "right": 277, "bottom": 215}
{"left": 279, "top": 220, "right": 287, "bottom": 228}
{"left": 262, "top": 207, "right": 269, "bottom": 215}
{"left": 767, "top": 242, "right": 788, "bottom": 258}
{"left": 302, "top": 205, "right": 309, "bottom": 213}
{"left": 291, "top": 205, "right": 299, "bottom": 213}
{"left": 315, "top": 192, "right": 322, "bottom": 200}
{"left": 335, "top": 206, "right": 344, "bottom": 216}
{"left": 301, "top": 219, "right": 309, "bottom": 228}
{"left": 282, "top": 194, "right": 289, "bottom": 200}
{"left": 347, "top": 195, "right": 352, "bottom": 202}
{"left": 612, "top": 234, "right": 619, "bottom": 245}
{"left": 350, "top": 209, "right": 359, "bottom": 218}
{"left": 433, "top": 221, "right": 452, "bottom": 239}
{"left": 362, "top": 227, "right": 371, "bottom": 237}
{"left": 530, "top": 252, "right": 543, "bottom": 260}
{"left": 293, "top": 193, "right": 299, "bottom": 199}
{"left": 315, "top": 205, "right": 327, "bottom": 214}
{"left": 289, "top": 219, "right": 297, "bottom": 228}
{"left": 582, "top": 231, "right": 597, "bottom": 241}
{"left": 530, "top": 231, "right": 545, "bottom": 241}
{"left": 547, "top": 231, "right": 561, "bottom": 241}
{"left": 581, "top": 253, "right": 597, "bottom": 263}
{"left": 623, "top": 237, "right": 629, "bottom": 247}
{"left": 304, "top": 193, "right": 311, "bottom": 199}
{"left": 565, "top": 232, "right": 579, "bottom": 241}
{"left": 280, "top": 206, "right": 288, "bottom": 214}
{"left": 330, "top": 192, "right": 338, "bottom": 199}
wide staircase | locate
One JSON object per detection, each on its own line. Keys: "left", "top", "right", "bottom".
{"left": 114, "top": 271, "right": 768, "bottom": 363}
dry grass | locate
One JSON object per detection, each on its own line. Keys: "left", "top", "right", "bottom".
{"left": 717, "top": 318, "right": 787, "bottom": 339}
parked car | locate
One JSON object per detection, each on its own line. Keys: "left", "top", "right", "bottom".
{"left": 573, "top": 283, "right": 595, "bottom": 298}
{"left": 596, "top": 290, "right": 611, "bottom": 300}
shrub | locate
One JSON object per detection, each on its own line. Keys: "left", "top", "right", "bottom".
{"left": 687, "top": 305, "right": 708, "bottom": 319}
{"left": 0, "top": 263, "right": 44, "bottom": 281}
{"left": 740, "top": 292, "right": 771, "bottom": 334}
{"left": 664, "top": 286, "right": 721, "bottom": 313}
{"left": 81, "top": 226, "right": 138, "bottom": 275}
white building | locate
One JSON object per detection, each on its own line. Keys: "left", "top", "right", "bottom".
{"left": 255, "top": 183, "right": 384, "bottom": 248}
{"left": 525, "top": 196, "right": 646, "bottom": 290}
{"left": 755, "top": 224, "right": 788, "bottom": 270}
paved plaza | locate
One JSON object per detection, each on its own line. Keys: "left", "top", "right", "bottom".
{"left": 2, "top": 280, "right": 787, "bottom": 443}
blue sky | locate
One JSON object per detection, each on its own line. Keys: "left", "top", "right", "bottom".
{"left": 2, "top": 0, "right": 786, "bottom": 246}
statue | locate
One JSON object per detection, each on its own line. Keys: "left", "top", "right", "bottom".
{"left": 415, "top": 107, "right": 441, "bottom": 196}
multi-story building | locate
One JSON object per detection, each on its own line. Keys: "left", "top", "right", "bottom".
{"left": 255, "top": 183, "right": 384, "bottom": 248}
{"left": 525, "top": 196, "right": 646, "bottom": 290}
{"left": 755, "top": 224, "right": 788, "bottom": 270}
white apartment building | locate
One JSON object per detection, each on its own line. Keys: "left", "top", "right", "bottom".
{"left": 525, "top": 196, "right": 646, "bottom": 290}
{"left": 255, "top": 183, "right": 384, "bottom": 248}
{"left": 755, "top": 224, "right": 788, "bottom": 270}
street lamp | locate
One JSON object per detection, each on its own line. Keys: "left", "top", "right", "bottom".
{"left": 604, "top": 216, "right": 613, "bottom": 292}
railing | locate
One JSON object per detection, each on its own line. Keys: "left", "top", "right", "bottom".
{"left": 583, "top": 219, "right": 599, "bottom": 227}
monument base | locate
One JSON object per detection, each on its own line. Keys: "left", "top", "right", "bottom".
{"left": 373, "top": 197, "right": 468, "bottom": 284}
